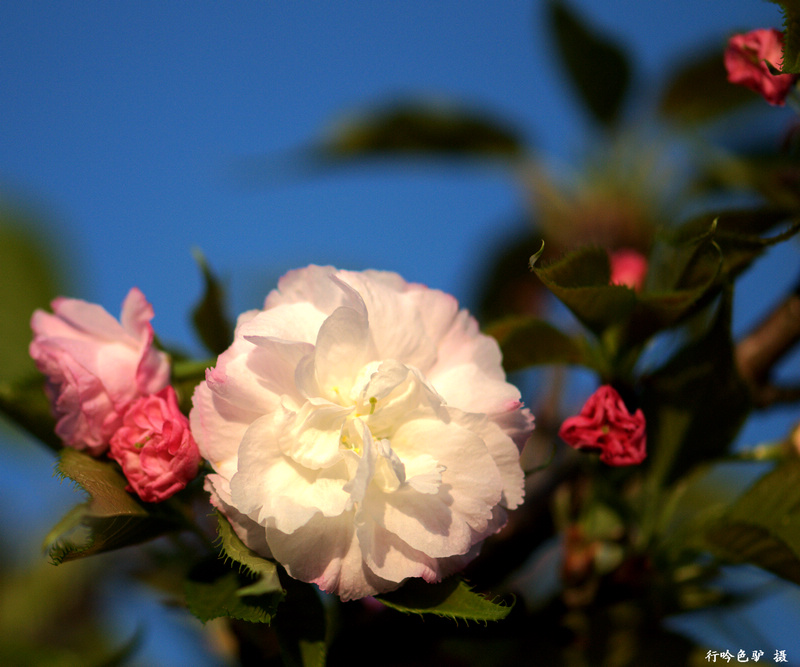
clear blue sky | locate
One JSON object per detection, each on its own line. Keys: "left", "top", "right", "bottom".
{"left": 1, "top": 2, "right": 797, "bottom": 665}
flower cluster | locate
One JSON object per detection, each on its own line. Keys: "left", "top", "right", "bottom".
{"left": 30, "top": 289, "right": 199, "bottom": 502}
{"left": 29, "top": 268, "right": 534, "bottom": 598}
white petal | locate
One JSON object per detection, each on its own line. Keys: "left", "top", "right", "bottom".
{"left": 231, "top": 414, "right": 351, "bottom": 534}
{"left": 267, "top": 512, "right": 398, "bottom": 600}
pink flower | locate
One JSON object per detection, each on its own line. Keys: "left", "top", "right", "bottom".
{"left": 191, "top": 266, "right": 533, "bottom": 600}
{"left": 609, "top": 248, "right": 647, "bottom": 292}
{"left": 109, "top": 386, "right": 201, "bottom": 502}
{"left": 724, "top": 28, "right": 796, "bottom": 106}
{"left": 559, "top": 385, "right": 646, "bottom": 466}
{"left": 30, "top": 288, "right": 170, "bottom": 455}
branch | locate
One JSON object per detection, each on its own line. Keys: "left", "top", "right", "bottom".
{"left": 735, "top": 275, "right": 800, "bottom": 407}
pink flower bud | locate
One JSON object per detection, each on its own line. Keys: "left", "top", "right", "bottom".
{"left": 609, "top": 248, "right": 647, "bottom": 292}
{"left": 30, "top": 288, "right": 170, "bottom": 455}
{"left": 559, "top": 385, "right": 646, "bottom": 466}
{"left": 724, "top": 28, "right": 797, "bottom": 106}
{"left": 109, "top": 386, "right": 201, "bottom": 503}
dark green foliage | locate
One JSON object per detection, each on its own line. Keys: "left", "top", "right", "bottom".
{"left": 706, "top": 460, "right": 800, "bottom": 585}
{"left": 376, "top": 577, "right": 513, "bottom": 622}
{"left": 487, "top": 315, "right": 592, "bottom": 372}
{"left": 317, "top": 102, "right": 525, "bottom": 161}
{"left": 659, "top": 47, "right": 758, "bottom": 124}
{"left": 47, "top": 449, "right": 177, "bottom": 563}
{"left": 191, "top": 249, "right": 234, "bottom": 356}
{"left": 642, "top": 288, "right": 751, "bottom": 486}
{"left": 547, "top": 0, "right": 631, "bottom": 128}
{"left": 770, "top": 0, "right": 800, "bottom": 73}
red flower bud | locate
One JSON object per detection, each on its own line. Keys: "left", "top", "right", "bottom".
{"left": 559, "top": 385, "right": 646, "bottom": 466}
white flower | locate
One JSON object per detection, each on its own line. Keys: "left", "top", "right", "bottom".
{"left": 191, "top": 266, "right": 533, "bottom": 600}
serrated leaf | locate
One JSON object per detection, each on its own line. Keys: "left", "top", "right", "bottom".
{"left": 47, "top": 449, "right": 173, "bottom": 563}
{"left": 216, "top": 513, "right": 283, "bottom": 597}
{"left": 531, "top": 246, "right": 637, "bottom": 337}
{"left": 547, "top": 0, "right": 631, "bottom": 127}
{"left": 659, "top": 47, "right": 757, "bottom": 124}
{"left": 375, "top": 577, "right": 512, "bottom": 622}
{"left": 317, "top": 101, "right": 525, "bottom": 161}
{"left": 191, "top": 248, "right": 233, "bottom": 356}
{"left": 769, "top": 0, "right": 800, "bottom": 73}
{"left": 672, "top": 208, "right": 798, "bottom": 282}
{"left": 486, "top": 315, "right": 592, "bottom": 372}
{"left": 625, "top": 237, "right": 722, "bottom": 344}
{"left": 184, "top": 564, "right": 279, "bottom": 624}
{"left": 705, "top": 460, "right": 800, "bottom": 585}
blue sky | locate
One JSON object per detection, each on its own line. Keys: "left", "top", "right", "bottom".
{"left": 1, "top": 1, "right": 797, "bottom": 665}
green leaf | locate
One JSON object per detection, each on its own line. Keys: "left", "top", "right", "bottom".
{"left": 375, "top": 577, "right": 512, "bottom": 622}
{"left": 547, "top": 0, "right": 631, "bottom": 127}
{"left": 191, "top": 248, "right": 233, "bottom": 356}
{"left": 769, "top": 0, "right": 800, "bottom": 73}
{"left": 625, "top": 232, "right": 723, "bottom": 344}
{"left": 185, "top": 514, "right": 285, "bottom": 625}
{"left": 317, "top": 101, "right": 525, "bottom": 161}
{"left": 216, "top": 513, "right": 283, "bottom": 597}
{"left": 642, "top": 287, "right": 751, "bottom": 486}
{"left": 705, "top": 460, "right": 800, "bottom": 585}
{"left": 184, "top": 562, "right": 281, "bottom": 624}
{"left": 485, "top": 316, "right": 592, "bottom": 372}
{"left": 658, "top": 47, "right": 758, "bottom": 124}
{"left": 531, "top": 246, "right": 637, "bottom": 337}
{"left": 672, "top": 208, "right": 798, "bottom": 283}
{"left": 46, "top": 449, "right": 174, "bottom": 563}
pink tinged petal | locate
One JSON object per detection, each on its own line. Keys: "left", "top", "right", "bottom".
{"left": 454, "top": 410, "right": 526, "bottom": 509}
{"left": 190, "top": 381, "right": 256, "bottom": 478}
{"left": 356, "top": 517, "right": 441, "bottom": 586}
{"left": 205, "top": 338, "right": 281, "bottom": 415}
{"left": 264, "top": 265, "right": 345, "bottom": 312}
{"left": 266, "top": 511, "right": 397, "bottom": 601}
{"left": 119, "top": 287, "right": 156, "bottom": 340}
{"left": 336, "top": 271, "right": 438, "bottom": 370}
{"left": 49, "top": 296, "right": 130, "bottom": 341}
{"left": 431, "top": 362, "right": 521, "bottom": 414}
{"left": 428, "top": 309, "right": 505, "bottom": 381}
{"left": 368, "top": 419, "right": 503, "bottom": 558}
{"left": 242, "top": 302, "right": 328, "bottom": 347}
{"left": 401, "top": 284, "right": 461, "bottom": 350}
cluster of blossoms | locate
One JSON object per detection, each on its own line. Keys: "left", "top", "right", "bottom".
{"left": 30, "top": 289, "right": 200, "bottom": 502}
{"left": 725, "top": 28, "right": 798, "bottom": 106}
{"left": 30, "top": 267, "right": 540, "bottom": 599}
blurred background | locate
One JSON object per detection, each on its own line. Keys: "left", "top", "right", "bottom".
{"left": 1, "top": 1, "right": 798, "bottom": 665}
